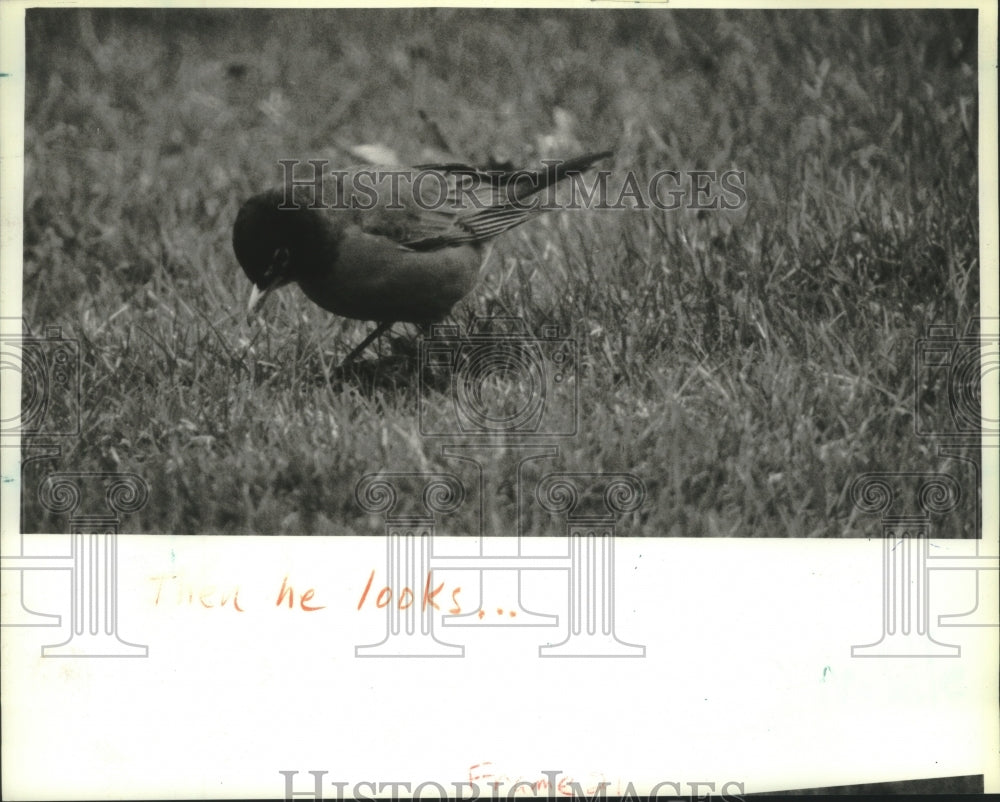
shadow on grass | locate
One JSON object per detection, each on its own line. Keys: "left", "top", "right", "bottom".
{"left": 261, "top": 331, "right": 449, "bottom": 399}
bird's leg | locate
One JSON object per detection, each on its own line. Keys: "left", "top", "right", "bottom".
{"left": 340, "top": 321, "right": 395, "bottom": 366}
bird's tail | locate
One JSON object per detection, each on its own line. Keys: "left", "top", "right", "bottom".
{"left": 508, "top": 150, "right": 614, "bottom": 201}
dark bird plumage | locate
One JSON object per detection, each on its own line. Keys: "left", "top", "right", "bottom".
{"left": 233, "top": 150, "right": 611, "bottom": 362}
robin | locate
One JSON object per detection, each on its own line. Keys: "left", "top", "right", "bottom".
{"left": 233, "top": 151, "right": 611, "bottom": 364}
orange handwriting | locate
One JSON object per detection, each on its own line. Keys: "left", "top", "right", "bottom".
{"left": 150, "top": 574, "right": 244, "bottom": 611}
{"left": 275, "top": 575, "right": 326, "bottom": 611}
{"left": 357, "top": 569, "right": 463, "bottom": 614}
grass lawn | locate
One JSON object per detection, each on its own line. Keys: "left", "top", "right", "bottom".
{"left": 16, "top": 8, "right": 982, "bottom": 536}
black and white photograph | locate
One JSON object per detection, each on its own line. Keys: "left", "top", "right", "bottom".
{"left": 1, "top": 2, "right": 997, "bottom": 799}
{"left": 9, "top": 4, "right": 988, "bottom": 538}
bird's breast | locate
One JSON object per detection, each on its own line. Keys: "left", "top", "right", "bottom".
{"left": 296, "top": 227, "right": 483, "bottom": 324}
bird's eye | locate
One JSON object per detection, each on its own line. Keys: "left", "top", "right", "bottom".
{"left": 269, "top": 247, "right": 291, "bottom": 277}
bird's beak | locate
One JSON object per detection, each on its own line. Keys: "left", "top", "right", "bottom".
{"left": 246, "top": 248, "right": 291, "bottom": 323}
{"left": 246, "top": 281, "right": 275, "bottom": 323}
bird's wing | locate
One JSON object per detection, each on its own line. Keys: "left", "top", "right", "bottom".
{"left": 330, "top": 163, "right": 541, "bottom": 252}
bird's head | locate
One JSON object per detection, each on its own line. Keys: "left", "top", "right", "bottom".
{"left": 232, "top": 191, "right": 302, "bottom": 321}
